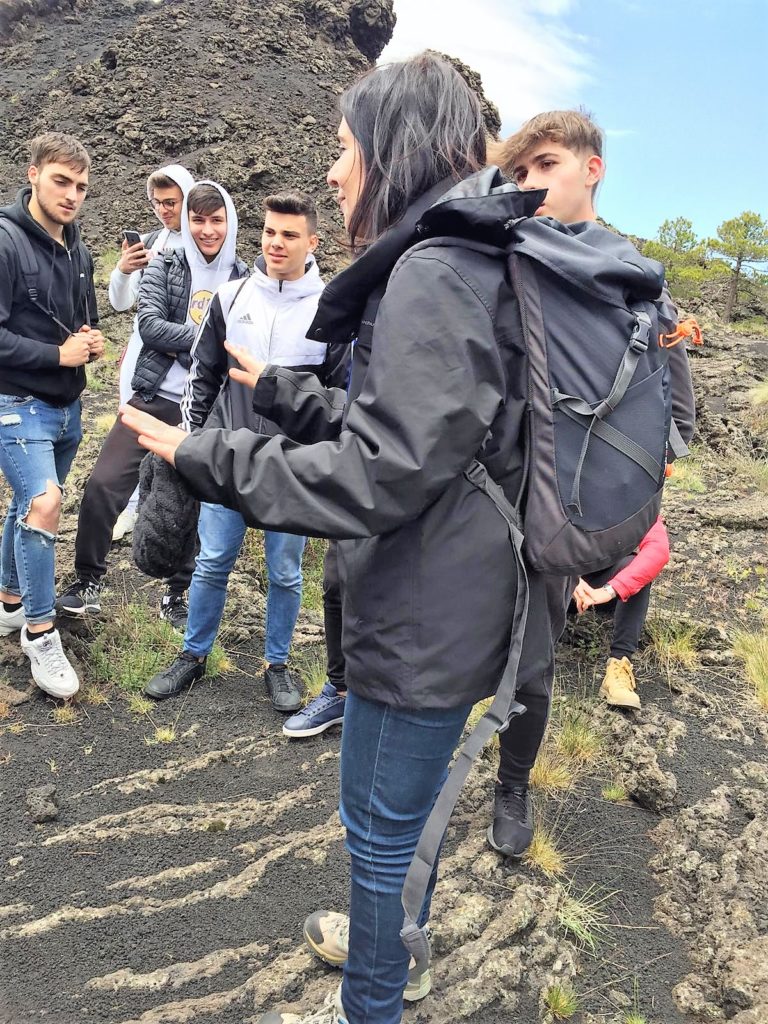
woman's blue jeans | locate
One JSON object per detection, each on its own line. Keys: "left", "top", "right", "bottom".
{"left": 339, "top": 691, "right": 473, "bottom": 1024}
{"left": 184, "top": 502, "right": 306, "bottom": 664}
{"left": 0, "top": 394, "right": 81, "bottom": 624}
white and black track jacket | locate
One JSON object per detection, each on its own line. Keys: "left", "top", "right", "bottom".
{"left": 181, "top": 255, "right": 347, "bottom": 435}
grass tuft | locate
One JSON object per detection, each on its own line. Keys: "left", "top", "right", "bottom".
{"left": 733, "top": 629, "right": 768, "bottom": 710}
{"left": 530, "top": 746, "right": 574, "bottom": 792}
{"left": 0, "top": 701, "right": 12, "bottom": 720}
{"left": 556, "top": 710, "right": 602, "bottom": 763}
{"left": 93, "top": 413, "right": 117, "bottom": 435}
{"left": 666, "top": 456, "right": 706, "bottom": 494}
{"left": 602, "top": 781, "right": 629, "bottom": 802}
{"left": 89, "top": 603, "right": 229, "bottom": 693}
{"left": 50, "top": 705, "right": 79, "bottom": 725}
{"left": 731, "top": 453, "right": 768, "bottom": 494}
{"left": 646, "top": 616, "right": 701, "bottom": 672}
{"left": 557, "top": 883, "right": 614, "bottom": 952}
{"left": 624, "top": 1015, "right": 649, "bottom": 1024}
{"left": 297, "top": 648, "right": 329, "bottom": 703}
{"left": 524, "top": 825, "right": 566, "bottom": 877}
{"left": 78, "top": 683, "right": 109, "bottom": 706}
{"left": 145, "top": 726, "right": 176, "bottom": 745}
{"left": 542, "top": 982, "right": 579, "bottom": 1020}
{"left": 749, "top": 380, "right": 768, "bottom": 406}
{"left": 126, "top": 693, "right": 154, "bottom": 716}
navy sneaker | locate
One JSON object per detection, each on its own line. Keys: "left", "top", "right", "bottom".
{"left": 283, "top": 682, "right": 346, "bottom": 738}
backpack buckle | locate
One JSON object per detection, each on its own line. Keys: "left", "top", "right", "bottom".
{"left": 629, "top": 311, "right": 652, "bottom": 353}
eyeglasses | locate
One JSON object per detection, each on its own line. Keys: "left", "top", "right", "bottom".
{"left": 150, "top": 198, "right": 180, "bottom": 211}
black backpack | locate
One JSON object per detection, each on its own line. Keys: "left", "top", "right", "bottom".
{"left": 0, "top": 217, "right": 91, "bottom": 336}
{"left": 400, "top": 206, "right": 689, "bottom": 974}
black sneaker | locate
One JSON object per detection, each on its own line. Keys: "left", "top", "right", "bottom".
{"left": 487, "top": 782, "right": 533, "bottom": 859}
{"left": 159, "top": 592, "right": 188, "bottom": 633}
{"left": 264, "top": 663, "right": 302, "bottom": 712}
{"left": 56, "top": 579, "right": 102, "bottom": 616}
{"left": 144, "top": 651, "right": 206, "bottom": 699}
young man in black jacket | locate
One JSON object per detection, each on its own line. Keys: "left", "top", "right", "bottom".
{"left": 0, "top": 132, "right": 103, "bottom": 699}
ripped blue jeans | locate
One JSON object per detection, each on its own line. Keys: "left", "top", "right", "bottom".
{"left": 0, "top": 394, "right": 82, "bottom": 624}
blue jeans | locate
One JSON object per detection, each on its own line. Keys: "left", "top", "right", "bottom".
{"left": 0, "top": 394, "right": 82, "bottom": 624}
{"left": 339, "top": 691, "right": 473, "bottom": 1024}
{"left": 184, "top": 502, "right": 306, "bottom": 663}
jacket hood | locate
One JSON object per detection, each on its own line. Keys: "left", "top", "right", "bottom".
{"left": 145, "top": 163, "right": 195, "bottom": 205}
{"left": 180, "top": 179, "right": 238, "bottom": 274}
{"left": 0, "top": 186, "right": 83, "bottom": 251}
{"left": 252, "top": 253, "right": 324, "bottom": 299}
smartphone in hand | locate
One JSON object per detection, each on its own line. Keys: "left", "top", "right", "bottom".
{"left": 122, "top": 230, "right": 143, "bottom": 246}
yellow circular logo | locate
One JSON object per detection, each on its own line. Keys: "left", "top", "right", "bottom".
{"left": 189, "top": 289, "right": 214, "bottom": 325}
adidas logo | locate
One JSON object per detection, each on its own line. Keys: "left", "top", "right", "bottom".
{"left": 237, "top": 312, "right": 254, "bottom": 324}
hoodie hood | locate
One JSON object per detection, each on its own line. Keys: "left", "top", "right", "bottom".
{"left": 252, "top": 253, "right": 324, "bottom": 299}
{"left": 180, "top": 179, "right": 238, "bottom": 275}
{"left": 146, "top": 164, "right": 194, "bottom": 245}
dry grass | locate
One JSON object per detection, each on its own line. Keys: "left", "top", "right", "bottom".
{"left": 624, "top": 1015, "right": 648, "bottom": 1024}
{"left": 78, "top": 683, "right": 109, "bottom": 707}
{"left": 733, "top": 629, "right": 768, "bottom": 710}
{"left": 530, "top": 745, "right": 575, "bottom": 792}
{"left": 145, "top": 726, "right": 176, "bottom": 745}
{"left": 93, "top": 413, "right": 117, "bottom": 435}
{"left": 646, "top": 616, "right": 701, "bottom": 672}
{"left": 730, "top": 452, "right": 768, "bottom": 494}
{"left": 524, "top": 825, "right": 567, "bottom": 877}
{"left": 126, "top": 693, "right": 154, "bottom": 716}
{"left": 542, "top": 982, "right": 579, "bottom": 1020}
{"left": 50, "top": 705, "right": 79, "bottom": 725}
{"left": 749, "top": 380, "right": 768, "bottom": 406}
{"left": 0, "top": 700, "right": 12, "bottom": 720}
{"left": 557, "top": 883, "right": 614, "bottom": 952}
{"left": 555, "top": 710, "right": 602, "bottom": 764}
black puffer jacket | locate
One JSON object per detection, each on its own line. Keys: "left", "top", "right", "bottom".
{"left": 133, "top": 251, "right": 247, "bottom": 401}
{"left": 174, "top": 170, "right": 538, "bottom": 710}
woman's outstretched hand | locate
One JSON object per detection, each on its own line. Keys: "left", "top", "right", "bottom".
{"left": 225, "top": 341, "right": 266, "bottom": 390}
{"left": 119, "top": 405, "right": 187, "bottom": 466}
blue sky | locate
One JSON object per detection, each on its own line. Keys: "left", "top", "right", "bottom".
{"left": 380, "top": 0, "right": 767, "bottom": 242}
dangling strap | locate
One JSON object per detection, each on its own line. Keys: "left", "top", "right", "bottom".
{"left": 400, "top": 459, "right": 530, "bottom": 974}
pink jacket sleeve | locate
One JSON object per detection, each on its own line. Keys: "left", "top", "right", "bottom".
{"left": 609, "top": 517, "right": 670, "bottom": 601}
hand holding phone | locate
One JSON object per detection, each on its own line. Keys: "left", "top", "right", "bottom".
{"left": 118, "top": 231, "right": 149, "bottom": 274}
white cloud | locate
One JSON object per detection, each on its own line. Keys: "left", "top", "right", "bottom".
{"left": 379, "top": 0, "right": 594, "bottom": 135}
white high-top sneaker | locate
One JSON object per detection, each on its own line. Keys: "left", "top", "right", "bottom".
{"left": 20, "top": 626, "right": 80, "bottom": 698}
{"left": 0, "top": 602, "right": 26, "bottom": 636}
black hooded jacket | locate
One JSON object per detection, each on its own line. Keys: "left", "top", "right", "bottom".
{"left": 174, "top": 169, "right": 538, "bottom": 710}
{"left": 0, "top": 187, "right": 97, "bottom": 405}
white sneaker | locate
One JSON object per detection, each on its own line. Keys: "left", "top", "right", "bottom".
{"left": 0, "top": 602, "right": 26, "bottom": 636}
{"left": 112, "top": 508, "right": 138, "bottom": 542}
{"left": 20, "top": 626, "right": 80, "bottom": 698}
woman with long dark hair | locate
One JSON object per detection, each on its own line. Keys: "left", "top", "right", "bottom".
{"left": 121, "top": 53, "right": 561, "bottom": 1024}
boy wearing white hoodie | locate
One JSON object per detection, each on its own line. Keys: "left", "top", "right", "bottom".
{"left": 57, "top": 181, "right": 247, "bottom": 622}
{"left": 144, "top": 192, "right": 345, "bottom": 709}
{"left": 108, "top": 164, "right": 194, "bottom": 542}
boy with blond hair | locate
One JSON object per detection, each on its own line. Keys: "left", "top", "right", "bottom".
{"left": 483, "top": 110, "right": 696, "bottom": 859}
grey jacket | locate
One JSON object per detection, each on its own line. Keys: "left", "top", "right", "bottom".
{"left": 133, "top": 250, "right": 247, "bottom": 402}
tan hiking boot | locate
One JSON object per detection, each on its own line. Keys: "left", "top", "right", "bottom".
{"left": 303, "top": 910, "right": 432, "bottom": 1002}
{"left": 599, "top": 656, "right": 640, "bottom": 709}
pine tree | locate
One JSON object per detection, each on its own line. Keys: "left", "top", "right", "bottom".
{"left": 709, "top": 212, "right": 768, "bottom": 322}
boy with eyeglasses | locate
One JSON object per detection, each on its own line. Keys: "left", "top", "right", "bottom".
{"left": 108, "top": 166, "right": 194, "bottom": 546}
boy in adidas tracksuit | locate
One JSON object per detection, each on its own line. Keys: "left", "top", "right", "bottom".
{"left": 0, "top": 132, "right": 102, "bottom": 699}
{"left": 483, "top": 109, "right": 696, "bottom": 860}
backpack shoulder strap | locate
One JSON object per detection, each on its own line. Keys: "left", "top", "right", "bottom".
{"left": 400, "top": 459, "right": 529, "bottom": 974}
{"left": 0, "top": 219, "right": 41, "bottom": 300}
